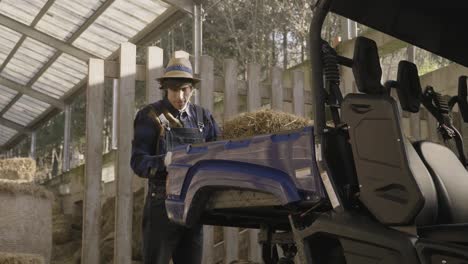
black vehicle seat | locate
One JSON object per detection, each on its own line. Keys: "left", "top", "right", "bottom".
{"left": 341, "top": 37, "right": 438, "bottom": 226}
{"left": 396, "top": 60, "right": 468, "bottom": 224}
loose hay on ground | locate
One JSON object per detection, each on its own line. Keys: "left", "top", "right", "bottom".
{"left": 0, "top": 252, "right": 45, "bottom": 264}
{"left": 222, "top": 109, "right": 312, "bottom": 139}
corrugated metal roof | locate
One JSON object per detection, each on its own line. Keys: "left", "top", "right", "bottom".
{"left": 1, "top": 37, "right": 57, "bottom": 85}
{"left": 0, "top": 0, "right": 182, "bottom": 150}
{"left": 0, "top": 25, "right": 22, "bottom": 65}
{"left": 32, "top": 54, "right": 88, "bottom": 98}
{"left": 3, "top": 95, "right": 50, "bottom": 126}
{"left": 0, "top": 124, "right": 16, "bottom": 145}
{"left": 73, "top": 0, "right": 168, "bottom": 58}
{"left": 35, "top": 0, "right": 106, "bottom": 41}
{"left": 0, "top": 0, "right": 48, "bottom": 26}
{"left": 0, "top": 84, "right": 17, "bottom": 110}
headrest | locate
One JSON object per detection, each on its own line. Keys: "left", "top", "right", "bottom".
{"left": 396, "top": 61, "right": 422, "bottom": 113}
{"left": 352, "top": 36, "right": 385, "bottom": 95}
{"left": 457, "top": 76, "right": 468, "bottom": 122}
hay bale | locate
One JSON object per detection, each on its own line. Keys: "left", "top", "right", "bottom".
{"left": 53, "top": 214, "right": 73, "bottom": 245}
{"left": 51, "top": 240, "right": 81, "bottom": 264}
{"left": 0, "top": 169, "right": 20, "bottom": 181}
{"left": 0, "top": 252, "right": 44, "bottom": 264}
{"left": 99, "top": 187, "right": 145, "bottom": 263}
{"left": 0, "top": 181, "right": 53, "bottom": 262}
{"left": 0, "top": 180, "right": 53, "bottom": 200}
{"left": 222, "top": 109, "right": 312, "bottom": 139}
{"left": 0, "top": 158, "right": 36, "bottom": 182}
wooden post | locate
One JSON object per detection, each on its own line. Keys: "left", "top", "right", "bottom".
{"left": 340, "top": 17, "right": 349, "bottom": 41}
{"left": 63, "top": 104, "right": 71, "bottom": 172}
{"left": 146, "top": 46, "right": 164, "bottom": 104}
{"left": 224, "top": 59, "right": 238, "bottom": 120}
{"left": 247, "top": 63, "right": 261, "bottom": 112}
{"left": 202, "top": 225, "right": 214, "bottom": 264}
{"left": 248, "top": 229, "right": 262, "bottom": 263}
{"left": 348, "top": 20, "right": 357, "bottom": 39}
{"left": 200, "top": 55, "right": 215, "bottom": 264}
{"left": 112, "top": 79, "right": 119, "bottom": 150}
{"left": 82, "top": 58, "right": 105, "bottom": 264}
{"left": 224, "top": 227, "right": 239, "bottom": 263}
{"left": 200, "top": 55, "right": 214, "bottom": 113}
{"left": 114, "top": 43, "right": 136, "bottom": 264}
{"left": 271, "top": 67, "right": 284, "bottom": 111}
{"left": 293, "top": 70, "right": 305, "bottom": 117}
{"left": 29, "top": 132, "right": 36, "bottom": 159}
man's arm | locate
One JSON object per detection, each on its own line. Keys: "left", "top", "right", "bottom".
{"left": 131, "top": 106, "right": 165, "bottom": 178}
{"left": 204, "top": 108, "right": 221, "bottom": 142}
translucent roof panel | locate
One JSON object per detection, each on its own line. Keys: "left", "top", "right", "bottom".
{"left": 0, "top": 84, "right": 17, "bottom": 111}
{"left": 72, "top": 0, "right": 168, "bottom": 58}
{"left": 1, "top": 37, "right": 57, "bottom": 85}
{"left": 0, "top": 0, "right": 48, "bottom": 26}
{"left": 0, "top": 25, "right": 22, "bottom": 66}
{"left": 35, "top": 0, "right": 106, "bottom": 41}
{"left": 3, "top": 95, "right": 50, "bottom": 126}
{"left": 32, "top": 53, "right": 87, "bottom": 98}
{"left": 0, "top": 0, "right": 178, "bottom": 148}
{"left": 0, "top": 124, "right": 17, "bottom": 145}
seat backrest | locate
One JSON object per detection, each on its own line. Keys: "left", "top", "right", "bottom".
{"left": 397, "top": 62, "right": 468, "bottom": 224}
{"left": 414, "top": 141, "right": 468, "bottom": 224}
{"left": 341, "top": 37, "right": 438, "bottom": 226}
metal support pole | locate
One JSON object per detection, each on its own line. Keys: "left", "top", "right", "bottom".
{"left": 63, "top": 104, "right": 71, "bottom": 172}
{"left": 112, "top": 78, "right": 118, "bottom": 150}
{"left": 30, "top": 132, "right": 36, "bottom": 159}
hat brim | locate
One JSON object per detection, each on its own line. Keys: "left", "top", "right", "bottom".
{"left": 156, "top": 70, "right": 201, "bottom": 84}
{"left": 156, "top": 76, "right": 201, "bottom": 83}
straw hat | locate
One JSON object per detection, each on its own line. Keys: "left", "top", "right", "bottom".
{"left": 157, "top": 57, "right": 201, "bottom": 85}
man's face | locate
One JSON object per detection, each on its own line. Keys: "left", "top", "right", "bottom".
{"left": 167, "top": 83, "right": 193, "bottom": 110}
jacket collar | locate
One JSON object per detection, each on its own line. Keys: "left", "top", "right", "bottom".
{"left": 162, "top": 97, "right": 191, "bottom": 118}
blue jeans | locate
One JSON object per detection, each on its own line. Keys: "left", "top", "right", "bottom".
{"left": 142, "top": 181, "right": 203, "bottom": 264}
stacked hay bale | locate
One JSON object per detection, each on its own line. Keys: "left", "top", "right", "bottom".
{"left": 0, "top": 158, "right": 36, "bottom": 182}
{"left": 222, "top": 109, "right": 312, "bottom": 139}
{"left": 0, "top": 158, "right": 53, "bottom": 264}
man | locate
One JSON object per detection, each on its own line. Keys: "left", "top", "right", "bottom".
{"left": 131, "top": 57, "right": 220, "bottom": 264}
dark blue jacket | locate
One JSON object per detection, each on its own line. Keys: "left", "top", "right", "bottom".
{"left": 131, "top": 98, "right": 220, "bottom": 178}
